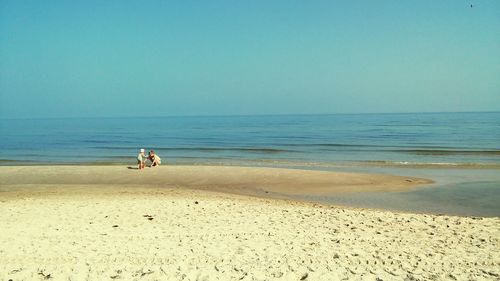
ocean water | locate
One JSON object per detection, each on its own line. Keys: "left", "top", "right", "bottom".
{"left": 1, "top": 112, "right": 499, "bottom": 216}
{"left": 300, "top": 179, "right": 500, "bottom": 217}
{"left": 1, "top": 112, "right": 498, "bottom": 167}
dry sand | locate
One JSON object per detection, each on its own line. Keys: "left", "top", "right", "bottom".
{"left": 0, "top": 166, "right": 498, "bottom": 280}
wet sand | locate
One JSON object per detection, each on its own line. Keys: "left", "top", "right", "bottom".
{"left": 0, "top": 165, "right": 431, "bottom": 196}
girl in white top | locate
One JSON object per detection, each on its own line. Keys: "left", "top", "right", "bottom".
{"left": 137, "top": 149, "right": 146, "bottom": 170}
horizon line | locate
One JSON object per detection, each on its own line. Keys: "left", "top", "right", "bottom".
{"left": 1, "top": 110, "right": 499, "bottom": 121}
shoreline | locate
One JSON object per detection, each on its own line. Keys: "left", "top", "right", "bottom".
{"left": 1, "top": 159, "right": 499, "bottom": 170}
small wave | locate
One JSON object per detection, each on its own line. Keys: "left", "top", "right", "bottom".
{"left": 92, "top": 146, "right": 297, "bottom": 153}
{"left": 82, "top": 140, "right": 113, "bottom": 144}
{"left": 285, "top": 143, "right": 375, "bottom": 148}
{"left": 0, "top": 159, "right": 38, "bottom": 164}
{"left": 105, "top": 156, "right": 137, "bottom": 159}
{"left": 279, "top": 143, "right": 498, "bottom": 150}
{"left": 360, "top": 161, "right": 500, "bottom": 168}
{"left": 391, "top": 149, "right": 500, "bottom": 156}
{"left": 173, "top": 147, "right": 296, "bottom": 153}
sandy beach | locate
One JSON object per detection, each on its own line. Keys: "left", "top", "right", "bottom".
{"left": 0, "top": 166, "right": 498, "bottom": 280}
{"left": 0, "top": 165, "right": 432, "bottom": 196}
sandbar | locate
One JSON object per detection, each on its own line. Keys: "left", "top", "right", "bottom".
{"left": 0, "top": 165, "right": 431, "bottom": 197}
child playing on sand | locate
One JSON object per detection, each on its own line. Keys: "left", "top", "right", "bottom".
{"left": 148, "top": 150, "right": 161, "bottom": 167}
{"left": 137, "top": 149, "right": 146, "bottom": 170}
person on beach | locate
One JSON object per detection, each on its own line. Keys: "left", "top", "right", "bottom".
{"left": 137, "top": 149, "right": 146, "bottom": 170}
{"left": 148, "top": 150, "right": 161, "bottom": 167}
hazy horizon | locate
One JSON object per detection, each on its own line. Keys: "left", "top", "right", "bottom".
{"left": 1, "top": 1, "right": 499, "bottom": 118}
{"left": 1, "top": 110, "right": 499, "bottom": 121}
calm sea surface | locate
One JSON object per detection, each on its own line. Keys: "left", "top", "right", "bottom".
{"left": 1, "top": 112, "right": 499, "bottom": 216}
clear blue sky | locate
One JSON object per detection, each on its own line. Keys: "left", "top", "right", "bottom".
{"left": 1, "top": 0, "right": 499, "bottom": 118}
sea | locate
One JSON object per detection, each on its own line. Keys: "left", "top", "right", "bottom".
{"left": 1, "top": 112, "right": 499, "bottom": 216}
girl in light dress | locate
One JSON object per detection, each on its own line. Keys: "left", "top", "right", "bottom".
{"left": 137, "top": 149, "right": 146, "bottom": 170}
